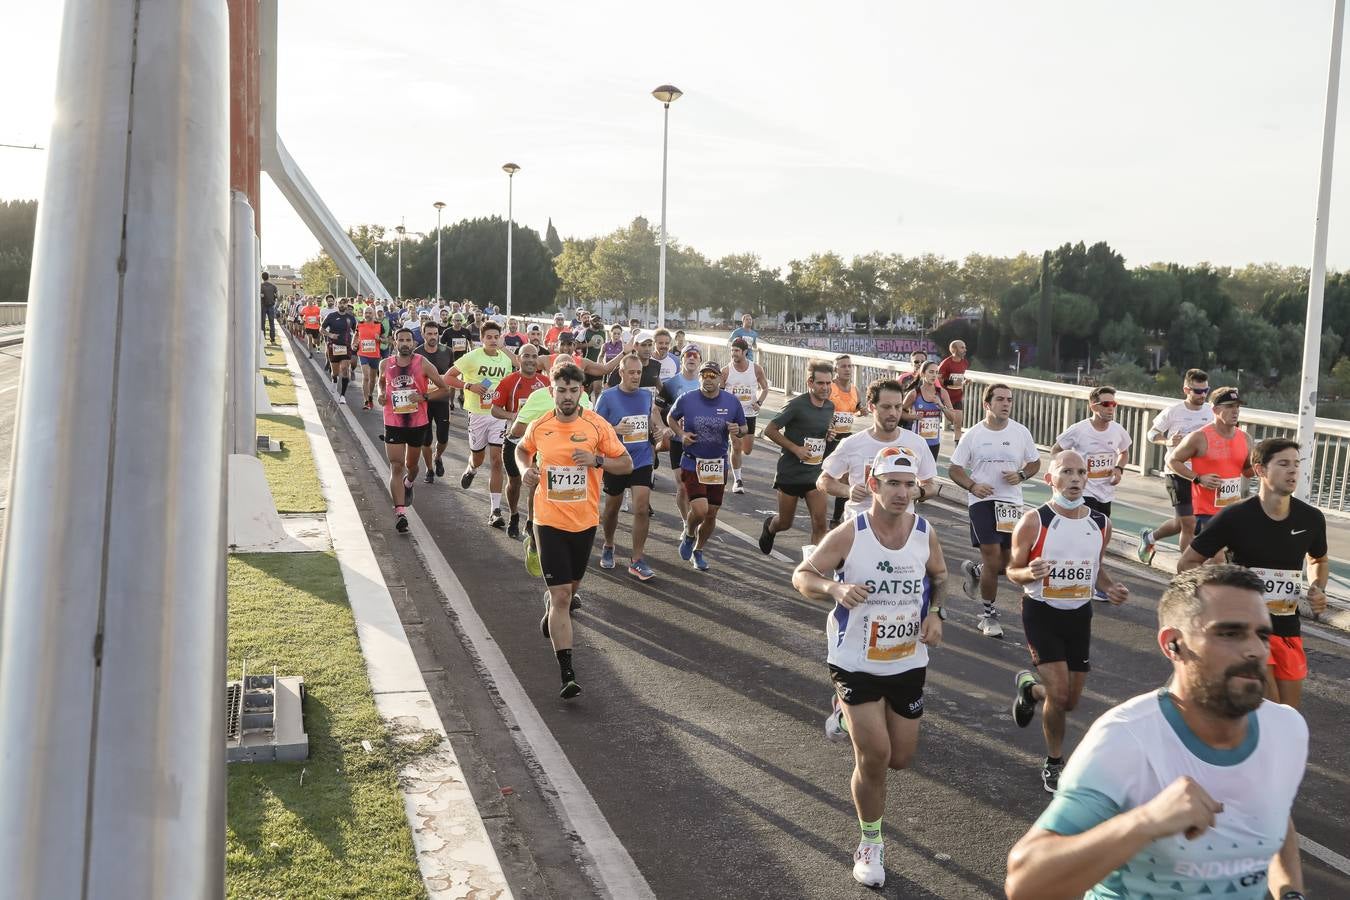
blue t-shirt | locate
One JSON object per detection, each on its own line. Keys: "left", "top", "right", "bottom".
{"left": 729, "top": 327, "right": 760, "bottom": 360}
{"left": 659, "top": 373, "right": 701, "bottom": 425}
{"left": 594, "top": 386, "right": 654, "bottom": 469}
{"left": 668, "top": 389, "right": 746, "bottom": 471}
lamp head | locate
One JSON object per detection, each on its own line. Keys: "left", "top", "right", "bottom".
{"left": 651, "top": 84, "right": 683, "bottom": 105}
{"left": 502, "top": 162, "right": 520, "bottom": 175}
{"left": 433, "top": 201, "right": 446, "bottom": 211}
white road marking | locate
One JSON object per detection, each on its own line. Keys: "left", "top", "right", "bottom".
{"left": 717, "top": 519, "right": 796, "bottom": 564}
{"left": 1304, "top": 622, "right": 1350, "bottom": 651}
{"left": 0, "top": 386, "right": 15, "bottom": 394}
{"left": 1300, "top": 834, "right": 1350, "bottom": 875}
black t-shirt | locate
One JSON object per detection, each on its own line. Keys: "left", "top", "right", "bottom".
{"left": 608, "top": 357, "right": 662, "bottom": 391}
{"left": 1188, "top": 495, "right": 1328, "bottom": 637}
{"left": 769, "top": 392, "right": 834, "bottom": 486}
{"left": 260, "top": 281, "right": 277, "bottom": 307}
{"left": 416, "top": 343, "right": 453, "bottom": 404}
{"left": 444, "top": 328, "right": 476, "bottom": 363}
{"left": 322, "top": 311, "right": 355, "bottom": 345}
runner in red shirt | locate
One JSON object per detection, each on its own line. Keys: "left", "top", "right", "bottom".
{"left": 936, "top": 340, "right": 970, "bottom": 441}
{"left": 491, "top": 343, "right": 551, "bottom": 538}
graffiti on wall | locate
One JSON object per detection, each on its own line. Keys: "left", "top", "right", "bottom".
{"left": 771, "top": 334, "right": 941, "bottom": 358}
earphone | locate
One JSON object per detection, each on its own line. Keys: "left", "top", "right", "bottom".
{"left": 1168, "top": 639, "right": 1180, "bottom": 655}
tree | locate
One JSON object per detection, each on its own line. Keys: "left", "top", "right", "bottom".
{"left": 544, "top": 218, "right": 563, "bottom": 257}
{"left": 1037, "top": 251, "right": 1053, "bottom": 369}
{"left": 1216, "top": 310, "right": 1280, "bottom": 374}
{"left": 555, "top": 238, "right": 598, "bottom": 306}
{"left": 1165, "top": 302, "right": 1219, "bottom": 370}
{"left": 300, "top": 253, "right": 341, "bottom": 296}
{"left": 0, "top": 199, "right": 37, "bottom": 301}
{"left": 1099, "top": 313, "right": 1147, "bottom": 364}
{"left": 844, "top": 252, "right": 885, "bottom": 333}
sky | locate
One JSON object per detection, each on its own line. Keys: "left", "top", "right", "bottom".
{"left": 5, "top": 1, "right": 1350, "bottom": 277}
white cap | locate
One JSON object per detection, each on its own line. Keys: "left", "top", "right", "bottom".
{"left": 869, "top": 446, "right": 922, "bottom": 478}
{"left": 635, "top": 329, "right": 656, "bottom": 343}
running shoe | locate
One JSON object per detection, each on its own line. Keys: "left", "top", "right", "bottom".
{"left": 569, "top": 593, "right": 582, "bottom": 612}
{"left": 852, "top": 841, "right": 885, "bottom": 888}
{"left": 628, "top": 558, "right": 655, "bottom": 581}
{"left": 960, "top": 559, "right": 979, "bottom": 601}
{"left": 337, "top": 395, "right": 347, "bottom": 405}
{"left": 1012, "top": 670, "right": 1039, "bottom": 728}
{"left": 539, "top": 592, "right": 552, "bottom": 639}
{"left": 1136, "top": 527, "right": 1156, "bottom": 565}
{"left": 600, "top": 545, "right": 616, "bottom": 569}
{"left": 691, "top": 550, "right": 709, "bottom": 572}
{"left": 524, "top": 533, "right": 543, "bottom": 577}
{"left": 403, "top": 478, "right": 414, "bottom": 506}
{"left": 395, "top": 513, "right": 409, "bottom": 534}
{"left": 1042, "top": 759, "right": 1064, "bottom": 794}
{"left": 507, "top": 513, "right": 521, "bottom": 539}
{"left": 1093, "top": 588, "right": 1109, "bottom": 602}
{"left": 435, "top": 458, "right": 445, "bottom": 478}
{"left": 423, "top": 469, "right": 434, "bottom": 484}
{"left": 560, "top": 680, "right": 582, "bottom": 700}
{"left": 759, "top": 515, "right": 776, "bottom": 555}
{"left": 977, "top": 612, "right": 1004, "bottom": 639}
{"left": 362, "top": 399, "right": 372, "bottom": 410}
{"left": 824, "top": 695, "right": 848, "bottom": 742}
{"left": 678, "top": 532, "right": 695, "bottom": 561}
{"left": 488, "top": 508, "right": 505, "bottom": 529}
{"left": 460, "top": 468, "right": 476, "bottom": 489}
{"left": 732, "top": 478, "right": 745, "bottom": 495}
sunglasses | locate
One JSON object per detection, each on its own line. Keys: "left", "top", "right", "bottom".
{"left": 1096, "top": 400, "right": 1118, "bottom": 408}
{"left": 1187, "top": 386, "right": 1210, "bottom": 394}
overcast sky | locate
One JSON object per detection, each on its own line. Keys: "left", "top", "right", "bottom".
{"left": 6, "top": 1, "right": 1350, "bottom": 276}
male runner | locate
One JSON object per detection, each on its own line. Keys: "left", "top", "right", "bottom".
{"left": 669, "top": 360, "right": 745, "bottom": 571}
{"left": 444, "top": 311, "right": 478, "bottom": 411}
{"left": 1179, "top": 438, "right": 1328, "bottom": 709}
{"left": 355, "top": 306, "right": 385, "bottom": 410}
{"left": 1005, "top": 565, "right": 1308, "bottom": 900}
{"left": 760, "top": 360, "right": 835, "bottom": 554}
{"left": 377, "top": 327, "right": 451, "bottom": 533}
{"left": 301, "top": 296, "right": 323, "bottom": 356}
{"left": 605, "top": 331, "right": 662, "bottom": 390}
{"left": 660, "top": 346, "right": 704, "bottom": 522}
{"left": 544, "top": 313, "right": 567, "bottom": 349}
{"left": 897, "top": 349, "right": 928, "bottom": 394}
{"left": 1051, "top": 385, "right": 1131, "bottom": 517}
{"left": 948, "top": 384, "right": 1041, "bottom": 638}
{"left": 1168, "top": 386, "right": 1252, "bottom": 537}
{"left": 721, "top": 337, "right": 769, "bottom": 494}
{"left": 819, "top": 378, "right": 936, "bottom": 521}
{"left": 651, "top": 328, "right": 678, "bottom": 380}
{"left": 594, "top": 355, "right": 662, "bottom": 580}
{"left": 792, "top": 447, "right": 946, "bottom": 889}
{"left": 517, "top": 363, "right": 632, "bottom": 699}
{"left": 415, "top": 321, "right": 454, "bottom": 482}
{"left": 936, "top": 339, "right": 969, "bottom": 440}
{"left": 322, "top": 299, "right": 357, "bottom": 403}
{"left": 826, "top": 354, "right": 868, "bottom": 528}
{"left": 502, "top": 317, "right": 527, "bottom": 349}
{"left": 447, "top": 321, "right": 516, "bottom": 527}
{"left": 1007, "top": 450, "right": 1130, "bottom": 793}
{"left": 491, "top": 343, "right": 550, "bottom": 538}
{"left": 1138, "top": 368, "right": 1213, "bottom": 564}
{"left": 729, "top": 312, "right": 760, "bottom": 361}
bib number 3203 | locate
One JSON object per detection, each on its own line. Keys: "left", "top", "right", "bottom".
{"left": 865, "top": 612, "right": 920, "bottom": 663}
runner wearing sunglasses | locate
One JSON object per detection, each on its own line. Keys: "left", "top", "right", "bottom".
{"left": 1137, "top": 369, "right": 1213, "bottom": 565}
{"left": 1050, "top": 386, "right": 1131, "bottom": 519}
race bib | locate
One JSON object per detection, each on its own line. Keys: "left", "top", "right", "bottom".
{"left": 305, "top": 315, "right": 319, "bottom": 327}
{"left": 831, "top": 411, "right": 855, "bottom": 435}
{"left": 1216, "top": 477, "right": 1242, "bottom": 507}
{"left": 1087, "top": 452, "right": 1115, "bottom": 479}
{"left": 331, "top": 343, "right": 347, "bottom": 356}
{"left": 546, "top": 465, "right": 588, "bottom": 503}
{"left": 620, "top": 415, "right": 649, "bottom": 444}
{"left": 918, "top": 413, "right": 941, "bottom": 442}
{"left": 731, "top": 383, "right": 753, "bottom": 402}
{"left": 696, "top": 457, "right": 725, "bottom": 485}
{"left": 948, "top": 373, "right": 966, "bottom": 388}
{"left": 391, "top": 389, "right": 418, "bottom": 414}
{"left": 360, "top": 338, "right": 378, "bottom": 354}
{"left": 645, "top": 385, "right": 659, "bottom": 397}
{"left": 803, "top": 437, "right": 826, "bottom": 466}
{"left": 864, "top": 610, "right": 921, "bottom": 663}
{"left": 1043, "top": 559, "right": 1095, "bottom": 602}
{"left": 452, "top": 338, "right": 467, "bottom": 352}
{"left": 994, "top": 500, "right": 1022, "bottom": 533}
{"left": 1251, "top": 567, "right": 1303, "bottom": 616}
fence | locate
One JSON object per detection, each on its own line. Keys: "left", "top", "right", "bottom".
{"left": 0, "top": 303, "right": 25, "bottom": 327}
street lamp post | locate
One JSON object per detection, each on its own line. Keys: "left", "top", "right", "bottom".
{"left": 433, "top": 200, "right": 446, "bottom": 302}
{"left": 503, "top": 163, "right": 520, "bottom": 319}
{"left": 652, "top": 84, "right": 682, "bottom": 330}
{"left": 395, "top": 222, "right": 405, "bottom": 299}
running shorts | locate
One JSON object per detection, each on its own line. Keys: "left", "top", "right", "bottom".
{"left": 426, "top": 400, "right": 450, "bottom": 446}
{"left": 467, "top": 412, "right": 507, "bottom": 452}
{"left": 603, "top": 464, "right": 653, "bottom": 495}
{"left": 668, "top": 439, "right": 684, "bottom": 470}
{"left": 360, "top": 355, "right": 381, "bottom": 369}
{"left": 829, "top": 665, "right": 925, "bottom": 719}
{"left": 1021, "top": 596, "right": 1092, "bottom": 672}
{"left": 1267, "top": 634, "right": 1308, "bottom": 682}
{"left": 1083, "top": 496, "right": 1112, "bottom": 518}
{"left": 536, "top": 524, "right": 596, "bottom": 587}
{"left": 385, "top": 423, "right": 432, "bottom": 447}
{"left": 503, "top": 437, "right": 520, "bottom": 479}
{"left": 744, "top": 416, "right": 758, "bottom": 436}
{"left": 681, "top": 466, "right": 726, "bottom": 506}
{"left": 774, "top": 479, "right": 817, "bottom": 500}
{"left": 1165, "top": 474, "right": 1194, "bottom": 517}
{"left": 967, "top": 498, "right": 1015, "bottom": 548}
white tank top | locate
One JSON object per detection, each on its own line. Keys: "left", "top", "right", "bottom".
{"left": 1023, "top": 504, "right": 1109, "bottom": 610}
{"left": 827, "top": 513, "right": 931, "bottom": 675}
{"left": 725, "top": 361, "right": 759, "bottom": 412}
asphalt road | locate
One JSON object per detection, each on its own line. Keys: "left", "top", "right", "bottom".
{"left": 292, "top": 346, "right": 1350, "bottom": 900}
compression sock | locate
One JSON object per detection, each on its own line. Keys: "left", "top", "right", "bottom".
{"left": 490, "top": 492, "right": 502, "bottom": 510}
{"left": 983, "top": 601, "right": 997, "bottom": 617}
{"left": 394, "top": 505, "right": 407, "bottom": 516}
{"left": 1045, "top": 755, "right": 1063, "bottom": 767}
{"left": 339, "top": 376, "right": 349, "bottom": 395}
{"left": 972, "top": 562, "right": 984, "bottom": 580}
{"left": 556, "top": 649, "right": 575, "bottom": 683}
{"left": 859, "top": 817, "right": 883, "bottom": 845}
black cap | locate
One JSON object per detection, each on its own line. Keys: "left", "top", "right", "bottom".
{"left": 1211, "top": 388, "right": 1241, "bottom": 406}
{"left": 699, "top": 360, "right": 721, "bottom": 375}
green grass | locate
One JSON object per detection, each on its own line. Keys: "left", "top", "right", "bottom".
{"left": 263, "top": 345, "right": 287, "bottom": 367}
{"left": 257, "top": 414, "right": 326, "bottom": 514}
{"left": 262, "top": 370, "right": 298, "bottom": 406}
{"left": 226, "top": 552, "right": 427, "bottom": 900}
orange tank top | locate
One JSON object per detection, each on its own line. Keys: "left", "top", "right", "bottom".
{"left": 1190, "top": 424, "right": 1249, "bottom": 516}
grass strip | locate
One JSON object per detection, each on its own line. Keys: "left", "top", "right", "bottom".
{"left": 262, "top": 369, "right": 298, "bottom": 406}
{"left": 256, "top": 414, "right": 325, "bottom": 514}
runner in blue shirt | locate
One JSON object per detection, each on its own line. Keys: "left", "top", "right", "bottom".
{"left": 594, "top": 355, "right": 661, "bottom": 580}
{"left": 669, "top": 360, "right": 746, "bottom": 572}
{"left": 659, "top": 345, "right": 705, "bottom": 527}
{"left": 729, "top": 313, "right": 761, "bottom": 361}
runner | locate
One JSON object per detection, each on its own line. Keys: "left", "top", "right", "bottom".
{"left": 1006, "top": 450, "right": 1129, "bottom": 793}
{"left": 1051, "top": 385, "right": 1131, "bottom": 517}
{"left": 301, "top": 296, "right": 323, "bottom": 356}
{"left": 652, "top": 328, "right": 679, "bottom": 381}
{"left": 516, "top": 363, "right": 633, "bottom": 699}
{"left": 377, "top": 327, "right": 452, "bottom": 533}
{"left": 721, "top": 337, "right": 769, "bottom": 494}
{"left": 446, "top": 321, "right": 517, "bottom": 527}
{"left": 659, "top": 346, "right": 704, "bottom": 521}
{"left": 444, "top": 312, "right": 478, "bottom": 411}
{"left": 901, "top": 360, "right": 959, "bottom": 462}
{"left": 759, "top": 360, "right": 835, "bottom": 554}
{"left": 896, "top": 349, "right": 928, "bottom": 394}
{"left": 826, "top": 354, "right": 869, "bottom": 529}
{"left": 1005, "top": 565, "right": 1308, "bottom": 900}
{"left": 1138, "top": 368, "right": 1214, "bottom": 564}
{"left": 819, "top": 377, "right": 937, "bottom": 522}
{"left": 948, "top": 383, "right": 1041, "bottom": 638}
{"left": 489, "top": 342, "right": 551, "bottom": 539}
{"left": 321, "top": 299, "right": 357, "bottom": 404}
{"left": 1178, "top": 438, "right": 1328, "bottom": 709}
{"left": 669, "top": 360, "right": 745, "bottom": 571}
{"left": 415, "top": 321, "right": 454, "bottom": 482}
{"left": 729, "top": 312, "right": 760, "bottom": 361}
{"left": 936, "top": 339, "right": 970, "bottom": 441}
{"left": 544, "top": 313, "right": 567, "bottom": 350}
{"left": 355, "top": 306, "right": 385, "bottom": 410}
{"left": 594, "top": 355, "right": 662, "bottom": 580}
{"left": 602, "top": 324, "right": 626, "bottom": 362}
{"left": 502, "top": 317, "right": 527, "bottom": 349}
{"left": 791, "top": 447, "right": 947, "bottom": 889}
{"left": 1167, "top": 386, "right": 1252, "bottom": 540}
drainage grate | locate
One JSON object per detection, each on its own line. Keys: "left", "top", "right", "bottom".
{"left": 225, "top": 682, "right": 242, "bottom": 743}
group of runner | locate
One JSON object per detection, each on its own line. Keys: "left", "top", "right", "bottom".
{"left": 291, "top": 307, "right": 1327, "bottom": 897}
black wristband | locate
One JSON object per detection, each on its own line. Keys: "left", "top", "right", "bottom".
{"left": 1280, "top": 891, "right": 1306, "bottom": 900}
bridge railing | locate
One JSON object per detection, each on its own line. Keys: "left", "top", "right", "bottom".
{"left": 522, "top": 317, "right": 1350, "bottom": 514}
{"left": 0, "top": 303, "right": 26, "bottom": 327}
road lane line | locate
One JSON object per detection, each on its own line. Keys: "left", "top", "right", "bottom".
{"left": 0, "top": 386, "right": 15, "bottom": 394}
{"left": 1300, "top": 834, "right": 1350, "bottom": 875}
{"left": 300, "top": 349, "right": 656, "bottom": 900}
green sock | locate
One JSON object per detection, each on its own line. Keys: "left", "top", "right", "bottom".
{"left": 859, "top": 817, "right": 882, "bottom": 845}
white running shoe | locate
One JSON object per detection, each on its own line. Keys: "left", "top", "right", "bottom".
{"left": 337, "top": 395, "right": 347, "bottom": 405}
{"left": 852, "top": 841, "right": 885, "bottom": 888}
{"left": 960, "top": 559, "right": 979, "bottom": 601}
{"left": 732, "top": 478, "right": 745, "bottom": 494}
{"left": 824, "top": 696, "right": 848, "bottom": 743}
{"left": 977, "top": 613, "right": 1004, "bottom": 639}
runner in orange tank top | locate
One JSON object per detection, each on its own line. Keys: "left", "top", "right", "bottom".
{"left": 827, "top": 355, "right": 870, "bottom": 528}
{"left": 1167, "top": 386, "right": 1253, "bottom": 538}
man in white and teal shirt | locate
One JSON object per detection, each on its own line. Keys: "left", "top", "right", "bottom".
{"left": 1005, "top": 565, "right": 1308, "bottom": 900}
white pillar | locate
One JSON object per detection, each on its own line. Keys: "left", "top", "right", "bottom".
{"left": 230, "top": 190, "right": 258, "bottom": 454}
{"left": 657, "top": 102, "right": 671, "bottom": 330}
{"left": 0, "top": 0, "right": 229, "bottom": 896}
{"left": 506, "top": 174, "right": 515, "bottom": 319}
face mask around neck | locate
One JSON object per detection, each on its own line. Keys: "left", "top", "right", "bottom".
{"left": 1051, "top": 491, "right": 1085, "bottom": 510}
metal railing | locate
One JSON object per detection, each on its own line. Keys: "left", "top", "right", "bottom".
{"left": 0, "top": 303, "right": 26, "bottom": 326}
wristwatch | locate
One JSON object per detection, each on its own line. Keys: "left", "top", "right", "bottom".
{"left": 931, "top": 606, "right": 946, "bottom": 621}
{"left": 593, "top": 453, "right": 604, "bottom": 469}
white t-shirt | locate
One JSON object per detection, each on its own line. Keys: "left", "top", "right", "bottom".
{"left": 822, "top": 428, "right": 937, "bottom": 519}
{"left": 949, "top": 419, "right": 1040, "bottom": 506}
{"left": 1055, "top": 419, "right": 1132, "bottom": 503}
{"left": 1037, "top": 690, "right": 1307, "bottom": 900}
{"left": 1150, "top": 401, "right": 1213, "bottom": 466}
{"left": 655, "top": 353, "right": 678, "bottom": 381}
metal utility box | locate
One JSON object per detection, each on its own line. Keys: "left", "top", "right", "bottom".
{"left": 226, "top": 662, "right": 308, "bottom": 763}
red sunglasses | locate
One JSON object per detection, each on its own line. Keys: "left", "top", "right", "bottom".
{"left": 1096, "top": 400, "right": 1118, "bottom": 408}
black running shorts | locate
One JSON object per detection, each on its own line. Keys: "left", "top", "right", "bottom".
{"left": 1021, "top": 596, "right": 1092, "bottom": 672}
{"left": 426, "top": 400, "right": 450, "bottom": 446}
{"left": 1165, "top": 474, "right": 1194, "bottom": 517}
{"left": 536, "top": 524, "right": 596, "bottom": 587}
{"left": 385, "top": 423, "right": 432, "bottom": 447}
{"left": 603, "top": 464, "right": 654, "bottom": 496}
{"left": 829, "top": 665, "right": 926, "bottom": 718}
